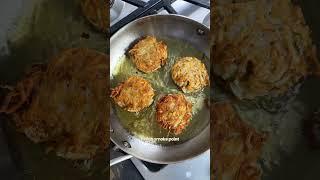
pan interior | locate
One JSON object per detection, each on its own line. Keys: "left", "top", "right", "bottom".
{"left": 111, "top": 36, "right": 210, "bottom": 146}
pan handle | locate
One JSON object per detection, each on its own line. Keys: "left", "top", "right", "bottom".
{"left": 110, "top": 154, "right": 133, "bottom": 166}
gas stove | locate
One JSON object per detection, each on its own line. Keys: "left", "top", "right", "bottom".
{"left": 110, "top": 0, "right": 210, "bottom": 33}
{"left": 110, "top": 1, "right": 210, "bottom": 180}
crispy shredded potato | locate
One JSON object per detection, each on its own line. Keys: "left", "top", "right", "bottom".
{"left": 129, "top": 36, "right": 167, "bottom": 73}
{"left": 0, "top": 48, "right": 108, "bottom": 160}
{"left": 211, "top": 102, "right": 267, "bottom": 180}
{"left": 171, "top": 57, "right": 209, "bottom": 93}
{"left": 0, "top": 64, "right": 45, "bottom": 114}
{"left": 111, "top": 76, "right": 155, "bottom": 112}
{"left": 156, "top": 94, "right": 192, "bottom": 135}
{"left": 81, "top": 0, "right": 108, "bottom": 32}
{"left": 212, "top": 0, "right": 320, "bottom": 99}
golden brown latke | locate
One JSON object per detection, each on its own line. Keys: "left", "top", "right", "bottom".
{"left": 171, "top": 57, "right": 209, "bottom": 93}
{"left": 0, "top": 64, "right": 45, "bottom": 114}
{"left": 212, "top": 0, "right": 320, "bottom": 99}
{"left": 0, "top": 48, "right": 108, "bottom": 160}
{"left": 156, "top": 94, "right": 192, "bottom": 135}
{"left": 81, "top": 0, "right": 108, "bottom": 32}
{"left": 211, "top": 102, "right": 268, "bottom": 180}
{"left": 129, "top": 36, "right": 167, "bottom": 73}
{"left": 111, "top": 76, "right": 155, "bottom": 112}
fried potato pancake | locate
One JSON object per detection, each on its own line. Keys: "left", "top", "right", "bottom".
{"left": 212, "top": 0, "right": 320, "bottom": 99}
{"left": 81, "top": 0, "right": 108, "bottom": 32}
{"left": 156, "top": 94, "right": 192, "bottom": 135}
{"left": 171, "top": 57, "right": 209, "bottom": 93}
{"left": 0, "top": 48, "right": 108, "bottom": 160}
{"left": 129, "top": 36, "right": 167, "bottom": 73}
{"left": 211, "top": 102, "right": 267, "bottom": 180}
{"left": 111, "top": 76, "right": 154, "bottom": 112}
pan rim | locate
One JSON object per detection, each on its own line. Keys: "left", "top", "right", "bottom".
{"left": 110, "top": 14, "right": 210, "bottom": 164}
{"left": 110, "top": 14, "right": 210, "bottom": 40}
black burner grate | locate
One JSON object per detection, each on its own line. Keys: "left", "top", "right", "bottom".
{"left": 110, "top": 0, "right": 210, "bottom": 35}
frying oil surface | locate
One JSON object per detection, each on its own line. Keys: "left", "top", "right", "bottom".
{"left": 111, "top": 37, "right": 210, "bottom": 145}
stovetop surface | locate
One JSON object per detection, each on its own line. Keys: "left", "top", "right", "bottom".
{"left": 110, "top": 0, "right": 210, "bottom": 34}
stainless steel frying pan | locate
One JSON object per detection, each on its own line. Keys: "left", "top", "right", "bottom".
{"left": 110, "top": 14, "right": 210, "bottom": 165}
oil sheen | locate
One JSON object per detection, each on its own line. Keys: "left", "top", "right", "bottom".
{"left": 111, "top": 37, "right": 210, "bottom": 145}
